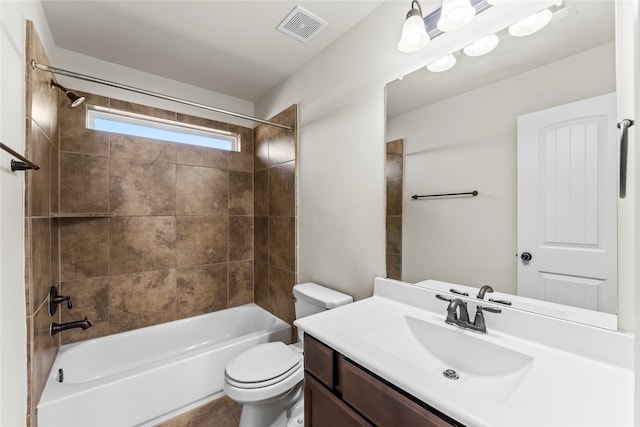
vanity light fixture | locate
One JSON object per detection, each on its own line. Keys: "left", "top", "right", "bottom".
{"left": 437, "top": 0, "right": 476, "bottom": 32}
{"left": 508, "top": 8, "right": 553, "bottom": 37}
{"left": 398, "top": 0, "right": 430, "bottom": 53}
{"left": 463, "top": 33, "right": 500, "bottom": 56}
{"left": 427, "top": 54, "right": 457, "bottom": 72}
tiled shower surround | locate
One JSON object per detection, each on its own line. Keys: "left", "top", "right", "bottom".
{"left": 386, "top": 139, "right": 403, "bottom": 280}
{"left": 56, "top": 100, "right": 297, "bottom": 343}
{"left": 24, "top": 22, "right": 298, "bottom": 424}
{"left": 25, "top": 22, "right": 61, "bottom": 426}
{"left": 56, "top": 93, "right": 256, "bottom": 343}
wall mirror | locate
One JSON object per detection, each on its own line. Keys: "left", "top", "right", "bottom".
{"left": 385, "top": 1, "right": 617, "bottom": 328}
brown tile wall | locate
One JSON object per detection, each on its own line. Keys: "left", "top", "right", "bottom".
{"left": 386, "top": 139, "right": 403, "bottom": 280}
{"left": 56, "top": 93, "right": 259, "bottom": 344}
{"left": 253, "top": 106, "right": 298, "bottom": 327}
{"left": 25, "top": 22, "right": 61, "bottom": 426}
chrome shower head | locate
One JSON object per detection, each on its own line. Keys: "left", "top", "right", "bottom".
{"left": 51, "top": 81, "right": 85, "bottom": 108}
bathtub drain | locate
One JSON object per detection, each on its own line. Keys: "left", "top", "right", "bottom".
{"left": 56, "top": 368, "right": 64, "bottom": 383}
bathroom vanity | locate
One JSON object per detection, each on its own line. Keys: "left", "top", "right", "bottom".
{"left": 295, "top": 278, "right": 634, "bottom": 426}
{"left": 304, "top": 334, "right": 459, "bottom": 426}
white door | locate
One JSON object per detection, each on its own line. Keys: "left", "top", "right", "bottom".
{"left": 517, "top": 93, "right": 617, "bottom": 313}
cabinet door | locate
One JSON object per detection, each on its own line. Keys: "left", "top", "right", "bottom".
{"left": 341, "top": 359, "right": 455, "bottom": 427}
{"left": 304, "top": 374, "right": 371, "bottom": 427}
{"left": 304, "top": 334, "right": 335, "bottom": 389}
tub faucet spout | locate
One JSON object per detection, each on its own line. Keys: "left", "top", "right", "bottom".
{"left": 50, "top": 317, "right": 92, "bottom": 336}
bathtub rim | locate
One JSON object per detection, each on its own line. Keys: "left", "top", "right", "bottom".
{"left": 39, "top": 303, "right": 291, "bottom": 406}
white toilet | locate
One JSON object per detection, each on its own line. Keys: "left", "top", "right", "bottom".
{"left": 223, "top": 283, "right": 353, "bottom": 427}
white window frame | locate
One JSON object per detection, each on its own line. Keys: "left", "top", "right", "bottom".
{"left": 86, "top": 105, "right": 240, "bottom": 152}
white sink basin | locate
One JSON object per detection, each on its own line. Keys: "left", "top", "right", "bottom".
{"left": 357, "top": 315, "right": 534, "bottom": 403}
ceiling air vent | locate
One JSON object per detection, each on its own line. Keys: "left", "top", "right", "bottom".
{"left": 277, "top": 5, "right": 327, "bottom": 43}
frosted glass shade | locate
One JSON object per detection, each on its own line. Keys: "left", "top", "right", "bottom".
{"left": 509, "top": 9, "right": 553, "bottom": 37}
{"left": 398, "top": 12, "right": 430, "bottom": 52}
{"left": 437, "top": 0, "right": 476, "bottom": 32}
{"left": 427, "top": 54, "right": 457, "bottom": 72}
{"left": 463, "top": 34, "right": 500, "bottom": 56}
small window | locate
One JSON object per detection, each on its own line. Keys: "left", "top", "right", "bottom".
{"left": 86, "top": 105, "right": 240, "bottom": 152}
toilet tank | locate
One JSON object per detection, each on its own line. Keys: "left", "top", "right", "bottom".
{"left": 293, "top": 283, "right": 353, "bottom": 319}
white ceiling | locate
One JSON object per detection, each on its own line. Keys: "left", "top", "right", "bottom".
{"left": 387, "top": 0, "right": 615, "bottom": 118}
{"left": 42, "top": 1, "right": 385, "bottom": 102}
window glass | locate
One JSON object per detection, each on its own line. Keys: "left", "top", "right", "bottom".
{"left": 86, "top": 105, "right": 239, "bottom": 151}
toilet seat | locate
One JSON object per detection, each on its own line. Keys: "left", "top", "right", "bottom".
{"left": 225, "top": 342, "right": 302, "bottom": 389}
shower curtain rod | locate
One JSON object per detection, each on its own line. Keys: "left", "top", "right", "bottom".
{"left": 31, "top": 61, "right": 294, "bottom": 132}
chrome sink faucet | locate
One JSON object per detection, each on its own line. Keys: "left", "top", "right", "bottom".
{"left": 436, "top": 295, "right": 501, "bottom": 333}
{"left": 444, "top": 298, "right": 469, "bottom": 326}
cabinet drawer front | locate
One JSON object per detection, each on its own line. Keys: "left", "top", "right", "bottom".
{"left": 305, "top": 374, "right": 372, "bottom": 427}
{"left": 304, "top": 335, "right": 335, "bottom": 388}
{"left": 341, "top": 359, "right": 455, "bottom": 427}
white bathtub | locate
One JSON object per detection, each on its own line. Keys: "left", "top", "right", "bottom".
{"left": 37, "top": 304, "right": 291, "bottom": 427}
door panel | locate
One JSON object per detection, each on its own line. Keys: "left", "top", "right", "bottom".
{"left": 517, "top": 93, "right": 617, "bottom": 313}
{"left": 538, "top": 273, "right": 604, "bottom": 311}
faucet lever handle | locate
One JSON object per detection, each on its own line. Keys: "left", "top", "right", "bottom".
{"left": 476, "top": 305, "right": 501, "bottom": 314}
{"left": 435, "top": 294, "right": 453, "bottom": 302}
{"left": 64, "top": 296, "right": 73, "bottom": 309}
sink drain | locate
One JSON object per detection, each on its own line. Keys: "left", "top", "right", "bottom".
{"left": 443, "top": 369, "right": 459, "bottom": 380}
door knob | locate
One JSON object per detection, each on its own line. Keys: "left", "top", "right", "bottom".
{"left": 520, "top": 252, "right": 532, "bottom": 262}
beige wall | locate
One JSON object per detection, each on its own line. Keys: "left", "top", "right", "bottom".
{"left": 386, "top": 43, "right": 615, "bottom": 293}
{"left": 256, "top": 1, "right": 553, "bottom": 302}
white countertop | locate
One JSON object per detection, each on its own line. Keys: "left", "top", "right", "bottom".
{"left": 295, "top": 279, "right": 634, "bottom": 426}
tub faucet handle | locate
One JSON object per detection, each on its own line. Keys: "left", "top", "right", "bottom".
{"left": 48, "top": 286, "right": 73, "bottom": 316}
{"left": 60, "top": 295, "right": 72, "bottom": 309}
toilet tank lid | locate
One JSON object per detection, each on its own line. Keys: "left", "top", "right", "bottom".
{"left": 293, "top": 283, "right": 353, "bottom": 308}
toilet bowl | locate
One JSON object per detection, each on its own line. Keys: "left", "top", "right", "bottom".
{"left": 223, "top": 283, "right": 352, "bottom": 427}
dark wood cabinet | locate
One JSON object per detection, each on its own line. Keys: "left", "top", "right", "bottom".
{"left": 305, "top": 374, "right": 372, "bottom": 427}
{"left": 304, "top": 334, "right": 461, "bottom": 427}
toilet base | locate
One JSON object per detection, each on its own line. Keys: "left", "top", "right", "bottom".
{"left": 238, "top": 383, "right": 303, "bottom": 427}
{"left": 286, "top": 396, "right": 304, "bottom": 427}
